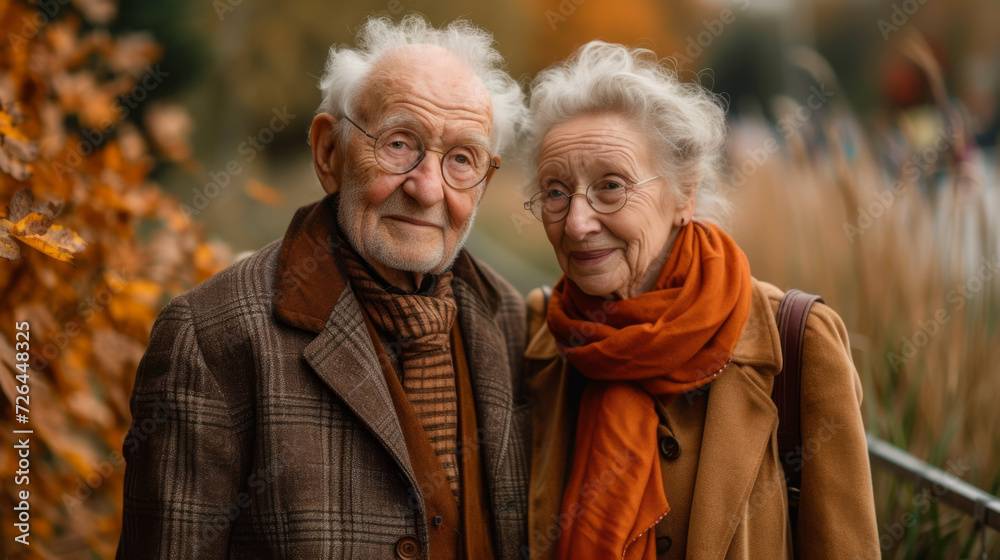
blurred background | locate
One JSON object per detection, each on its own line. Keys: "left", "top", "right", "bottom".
{"left": 1, "top": 0, "right": 998, "bottom": 557}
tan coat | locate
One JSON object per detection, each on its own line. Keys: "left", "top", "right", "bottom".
{"left": 524, "top": 278, "right": 881, "bottom": 560}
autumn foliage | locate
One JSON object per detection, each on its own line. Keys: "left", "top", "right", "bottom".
{"left": 1, "top": 0, "right": 229, "bottom": 556}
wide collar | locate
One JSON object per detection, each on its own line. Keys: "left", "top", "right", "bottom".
{"left": 270, "top": 195, "right": 516, "bottom": 524}
{"left": 272, "top": 195, "right": 503, "bottom": 334}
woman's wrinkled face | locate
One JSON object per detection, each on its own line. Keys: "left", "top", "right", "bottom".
{"left": 537, "top": 113, "right": 689, "bottom": 300}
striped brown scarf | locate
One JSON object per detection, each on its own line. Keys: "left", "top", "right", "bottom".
{"left": 339, "top": 245, "right": 462, "bottom": 500}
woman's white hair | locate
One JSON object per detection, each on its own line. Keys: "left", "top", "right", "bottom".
{"left": 316, "top": 14, "right": 525, "bottom": 158}
{"left": 524, "top": 41, "right": 732, "bottom": 228}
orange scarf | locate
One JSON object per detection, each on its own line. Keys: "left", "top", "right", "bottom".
{"left": 546, "top": 221, "right": 752, "bottom": 560}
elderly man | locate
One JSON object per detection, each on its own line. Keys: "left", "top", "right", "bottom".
{"left": 117, "top": 16, "right": 530, "bottom": 559}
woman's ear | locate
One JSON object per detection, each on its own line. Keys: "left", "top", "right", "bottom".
{"left": 310, "top": 113, "right": 343, "bottom": 194}
{"left": 674, "top": 197, "right": 696, "bottom": 227}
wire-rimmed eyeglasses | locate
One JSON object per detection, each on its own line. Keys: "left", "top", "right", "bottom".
{"left": 523, "top": 175, "right": 662, "bottom": 223}
{"left": 343, "top": 116, "right": 498, "bottom": 190}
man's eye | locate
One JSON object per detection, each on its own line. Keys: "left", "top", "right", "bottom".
{"left": 454, "top": 154, "right": 469, "bottom": 165}
{"left": 544, "top": 189, "right": 567, "bottom": 199}
{"left": 381, "top": 131, "right": 419, "bottom": 152}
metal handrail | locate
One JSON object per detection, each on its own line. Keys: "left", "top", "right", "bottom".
{"left": 867, "top": 434, "right": 1000, "bottom": 531}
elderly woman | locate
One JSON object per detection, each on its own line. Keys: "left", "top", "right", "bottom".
{"left": 522, "top": 41, "right": 880, "bottom": 560}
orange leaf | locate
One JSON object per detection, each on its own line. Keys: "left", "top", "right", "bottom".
{"left": 5, "top": 218, "right": 88, "bottom": 262}
{"left": 74, "top": 0, "right": 118, "bottom": 24}
{"left": 245, "top": 178, "right": 285, "bottom": 206}
{"left": 6, "top": 188, "right": 34, "bottom": 221}
{"left": 0, "top": 142, "right": 33, "bottom": 180}
{"left": 0, "top": 219, "right": 19, "bottom": 260}
{"left": 0, "top": 109, "right": 30, "bottom": 142}
{"left": 144, "top": 103, "right": 194, "bottom": 163}
{"left": 14, "top": 211, "right": 55, "bottom": 236}
{"left": 3, "top": 135, "right": 39, "bottom": 162}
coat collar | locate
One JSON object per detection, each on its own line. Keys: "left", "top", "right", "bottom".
{"left": 271, "top": 196, "right": 346, "bottom": 333}
{"left": 729, "top": 277, "right": 783, "bottom": 372}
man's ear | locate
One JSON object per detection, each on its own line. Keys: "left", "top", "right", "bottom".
{"left": 310, "top": 113, "right": 343, "bottom": 195}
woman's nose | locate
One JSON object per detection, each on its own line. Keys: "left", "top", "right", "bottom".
{"left": 562, "top": 195, "right": 602, "bottom": 240}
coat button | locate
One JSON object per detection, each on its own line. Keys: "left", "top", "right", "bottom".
{"left": 656, "top": 535, "right": 673, "bottom": 554}
{"left": 659, "top": 435, "right": 681, "bottom": 460}
{"left": 395, "top": 536, "right": 420, "bottom": 559}
{"left": 433, "top": 515, "right": 444, "bottom": 526}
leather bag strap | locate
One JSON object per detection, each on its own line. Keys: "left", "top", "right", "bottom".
{"left": 773, "top": 289, "right": 824, "bottom": 490}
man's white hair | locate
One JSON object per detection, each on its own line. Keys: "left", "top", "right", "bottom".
{"left": 524, "top": 40, "right": 733, "bottom": 228}
{"left": 316, "top": 14, "right": 525, "bottom": 157}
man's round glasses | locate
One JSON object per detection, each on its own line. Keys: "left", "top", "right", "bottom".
{"left": 523, "top": 175, "right": 662, "bottom": 223}
{"left": 344, "top": 116, "right": 498, "bottom": 190}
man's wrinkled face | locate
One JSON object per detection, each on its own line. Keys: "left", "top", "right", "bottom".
{"left": 336, "top": 45, "right": 496, "bottom": 289}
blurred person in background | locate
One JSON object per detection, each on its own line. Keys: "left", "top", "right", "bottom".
{"left": 521, "top": 41, "right": 881, "bottom": 560}
{"left": 117, "top": 15, "right": 531, "bottom": 559}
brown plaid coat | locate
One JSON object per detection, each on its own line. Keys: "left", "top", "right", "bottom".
{"left": 117, "top": 197, "right": 531, "bottom": 559}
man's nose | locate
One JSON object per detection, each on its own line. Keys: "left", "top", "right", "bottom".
{"left": 401, "top": 151, "right": 446, "bottom": 207}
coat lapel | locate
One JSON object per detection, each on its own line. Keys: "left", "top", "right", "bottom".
{"left": 685, "top": 279, "right": 783, "bottom": 560}
{"left": 450, "top": 265, "right": 514, "bottom": 484}
{"left": 301, "top": 289, "right": 414, "bottom": 478}
{"left": 272, "top": 196, "right": 414, "bottom": 481}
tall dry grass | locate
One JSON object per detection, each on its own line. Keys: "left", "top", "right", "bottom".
{"left": 727, "top": 65, "right": 999, "bottom": 557}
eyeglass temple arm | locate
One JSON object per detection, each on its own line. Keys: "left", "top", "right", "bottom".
{"left": 342, "top": 116, "right": 377, "bottom": 141}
